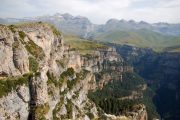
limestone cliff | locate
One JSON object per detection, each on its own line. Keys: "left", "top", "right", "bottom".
{"left": 0, "top": 22, "right": 147, "bottom": 120}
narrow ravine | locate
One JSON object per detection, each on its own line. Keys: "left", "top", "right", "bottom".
{"left": 28, "top": 76, "right": 37, "bottom": 120}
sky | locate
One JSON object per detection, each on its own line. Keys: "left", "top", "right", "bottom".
{"left": 0, "top": 0, "right": 180, "bottom": 24}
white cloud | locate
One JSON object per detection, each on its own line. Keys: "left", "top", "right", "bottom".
{"left": 0, "top": 0, "right": 180, "bottom": 24}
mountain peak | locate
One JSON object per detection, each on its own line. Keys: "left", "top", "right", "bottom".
{"left": 61, "top": 13, "right": 74, "bottom": 19}
{"left": 139, "top": 21, "right": 148, "bottom": 25}
{"left": 129, "top": 20, "right": 136, "bottom": 23}
{"left": 106, "top": 18, "right": 119, "bottom": 24}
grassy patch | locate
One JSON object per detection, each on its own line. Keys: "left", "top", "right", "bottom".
{"left": 25, "top": 39, "right": 45, "bottom": 60}
{"left": 18, "top": 31, "right": 26, "bottom": 40}
{"left": 65, "top": 99, "right": 73, "bottom": 119}
{"left": 0, "top": 73, "right": 32, "bottom": 98}
{"left": 29, "top": 57, "right": 39, "bottom": 72}
{"left": 35, "top": 103, "right": 50, "bottom": 120}
{"left": 53, "top": 96, "right": 64, "bottom": 120}
{"left": 8, "top": 25, "right": 16, "bottom": 33}
{"left": 59, "top": 68, "right": 75, "bottom": 89}
{"left": 15, "top": 30, "right": 45, "bottom": 60}
{"left": 49, "top": 25, "right": 61, "bottom": 36}
{"left": 64, "top": 35, "right": 108, "bottom": 55}
{"left": 94, "top": 29, "right": 180, "bottom": 52}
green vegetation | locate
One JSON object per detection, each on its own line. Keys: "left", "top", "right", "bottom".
{"left": 25, "top": 39, "right": 45, "bottom": 60}
{"left": 99, "top": 98, "right": 137, "bottom": 115}
{"left": 61, "top": 68, "right": 75, "bottom": 77}
{"left": 62, "top": 69, "right": 89, "bottom": 90}
{"left": 59, "top": 68, "right": 74, "bottom": 88}
{"left": 14, "top": 30, "right": 45, "bottom": 60}
{"left": 47, "top": 67, "right": 84, "bottom": 90}
{"left": 0, "top": 73, "right": 32, "bottom": 98}
{"left": 87, "top": 112, "right": 95, "bottom": 119}
{"left": 12, "top": 22, "right": 61, "bottom": 37}
{"left": 94, "top": 29, "right": 180, "bottom": 52}
{"left": 89, "top": 72, "right": 145, "bottom": 101}
{"left": 56, "top": 60, "right": 66, "bottom": 68}
{"left": 88, "top": 72, "right": 159, "bottom": 119}
{"left": 47, "top": 71, "right": 58, "bottom": 86}
{"left": 78, "top": 69, "right": 90, "bottom": 80}
{"left": 12, "top": 40, "right": 20, "bottom": 49}
{"left": 8, "top": 25, "right": 16, "bottom": 33}
{"left": 53, "top": 98, "right": 73, "bottom": 119}
{"left": 35, "top": 103, "right": 50, "bottom": 120}
{"left": 140, "top": 88, "right": 160, "bottom": 120}
{"left": 64, "top": 35, "right": 107, "bottom": 55}
{"left": 29, "top": 57, "right": 39, "bottom": 72}
{"left": 53, "top": 96, "right": 65, "bottom": 120}
{"left": 50, "top": 25, "right": 61, "bottom": 36}
{"left": 59, "top": 68, "right": 78, "bottom": 90}
{"left": 18, "top": 31, "right": 26, "bottom": 40}
{"left": 65, "top": 99, "right": 73, "bottom": 119}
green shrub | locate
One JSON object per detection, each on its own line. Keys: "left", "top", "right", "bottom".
{"left": 87, "top": 112, "right": 95, "bottom": 119}
{"left": 53, "top": 96, "right": 64, "bottom": 120}
{"left": 25, "top": 39, "right": 45, "bottom": 60}
{"left": 61, "top": 68, "right": 75, "bottom": 77}
{"left": 29, "top": 57, "right": 39, "bottom": 72}
{"left": 50, "top": 25, "right": 61, "bottom": 36}
{"left": 0, "top": 73, "right": 32, "bottom": 98}
{"left": 8, "top": 25, "right": 16, "bottom": 33}
{"left": 59, "top": 68, "right": 75, "bottom": 89}
{"left": 35, "top": 103, "right": 50, "bottom": 120}
{"left": 18, "top": 31, "right": 26, "bottom": 40}
{"left": 65, "top": 99, "right": 73, "bottom": 119}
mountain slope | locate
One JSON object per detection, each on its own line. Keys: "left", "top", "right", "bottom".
{"left": 93, "top": 29, "right": 180, "bottom": 51}
{"left": 1, "top": 13, "right": 180, "bottom": 52}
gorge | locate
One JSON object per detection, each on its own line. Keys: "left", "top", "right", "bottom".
{"left": 0, "top": 13, "right": 180, "bottom": 120}
{"left": 0, "top": 22, "right": 150, "bottom": 120}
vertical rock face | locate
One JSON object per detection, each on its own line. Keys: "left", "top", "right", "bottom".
{"left": 0, "top": 25, "right": 21, "bottom": 76}
{"left": 0, "top": 23, "right": 147, "bottom": 120}
{"left": 13, "top": 37, "right": 29, "bottom": 74}
{"left": 0, "top": 85, "right": 30, "bottom": 120}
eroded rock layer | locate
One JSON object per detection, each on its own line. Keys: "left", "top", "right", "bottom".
{"left": 0, "top": 23, "right": 147, "bottom": 120}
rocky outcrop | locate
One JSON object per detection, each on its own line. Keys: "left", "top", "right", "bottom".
{"left": 0, "top": 85, "right": 30, "bottom": 120}
{"left": 0, "top": 23, "right": 147, "bottom": 120}
{"left": 0, "top": 25, "right": 21, "bottom": 76}
{"left": 103, "top": 104, "right": 147, "bottom": 120}
{"left": 0, "top": 23, "right": 99, "bottom": 120}
{"left": 81, "top": 47, "right": 133, "bottom": 73}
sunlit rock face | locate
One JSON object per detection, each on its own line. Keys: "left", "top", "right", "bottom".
{"left": 0, "top": 23, "right": 147, "bottom": 120}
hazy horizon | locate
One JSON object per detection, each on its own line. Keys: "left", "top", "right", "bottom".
{"left": 1, "top": 0, "right": 180, "bottom": 24}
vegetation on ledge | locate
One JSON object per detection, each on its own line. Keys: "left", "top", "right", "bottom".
{"left": 35, "top": 103, "right": 50, "bottom": 120}
{"left": 64, "top": 35, "right": 108, "bottom": 55}
{"left": 18, "top": 31, "right": 26, "bottom": 40}
{"left": 29, "top": 57, "right": 39, "bottom": 72}
{"left": 0, "top": 73, "right": 33, "bottom": 98}
{"left": 49, "top": 24, "right": 61, "bottom": 36}
{"left": 25, "top": 39, "right": 45, "bottom": 60}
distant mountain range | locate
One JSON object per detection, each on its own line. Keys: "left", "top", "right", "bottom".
{"left": 1, "top": 13, "right": 180, "bottom": 51}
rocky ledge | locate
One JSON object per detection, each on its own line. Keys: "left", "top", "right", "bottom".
{"left": 0, "top": 22, "right": 147, "bottom": 120}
